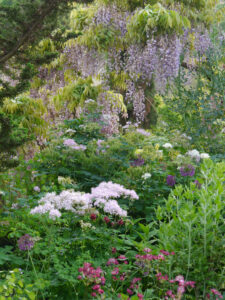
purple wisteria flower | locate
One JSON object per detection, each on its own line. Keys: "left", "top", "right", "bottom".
{"left": 130, "top": 157, "right": 145, "bottom": 167}
{"left": 167, "top": 175, "right": 176, "bottom": 187}
{"left": 18, "top": 234, "right": 34, "bottom": 251}
{"left": 180, "top": 165, "right": 195, "bottom": 177}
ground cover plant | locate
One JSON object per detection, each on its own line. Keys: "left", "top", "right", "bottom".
{"left": 0, "top": 0, "right": 224, "bottom": 299}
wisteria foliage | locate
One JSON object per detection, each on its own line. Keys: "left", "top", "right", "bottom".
{"left": 31, "top": 1, "right": 213, "bottom": 129}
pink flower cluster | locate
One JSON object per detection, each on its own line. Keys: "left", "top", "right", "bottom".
{"left": 106, "top": 255, "right": 128, "bottom": 267}
{"left": 77, "top": 263, "right": 105, "bottom": 297}
{"left": 63, "top": 139, "right": 86, "bottom": 151}
{"left": 207, "top": 289, "right": 223, "bottom": 299}
{"left": 165, "top": 275, "right": 195, "bottom": 299}
{"left": 135, "top": 253, "right": 165, "bottom": 261}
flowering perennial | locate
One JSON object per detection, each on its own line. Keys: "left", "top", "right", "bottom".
{"left": 167, "top": 175, "right": 176, "bottom": 187}
{"left": 180, "top": 164, "right": 195, "bottom": 177}
{"left": 18, "top": 234, "right": 34, "bottom": 251}
{"left": 30, "top": 182, "right": 138, "bottom": 219}
{"left": 186, "top": 150, "right": 210, "bottom": 162}
{"left": 163, "top": 143, "right": 173, "bottom": 149}
{"left": 63, "top": 139, "right": 86, "bottom": 151}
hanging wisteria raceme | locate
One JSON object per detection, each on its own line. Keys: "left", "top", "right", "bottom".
{"left": 194, "top": 29, "right": 211, "bottom": 56}
{"left": 126, "top": 34, "right": 182, "bottom": 89}
{"left": 64, "top": 45, "right": 105, "bottom": 78}
{"left": 92, "top": 4, "right": 129, "bottom": 36}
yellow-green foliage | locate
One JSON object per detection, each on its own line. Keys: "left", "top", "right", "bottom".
{"left": 164, "top": 0, "right": 220, "bottom": 24}
{"left": 2, "top": 95, "right": 47, "bottom": 136}
{"left": 53, "top": 77, "right": 102, "bottom": 112}
{"left": 105, "top": 91, "right": 127, "bottom": 114}
{"left": 127, "top": 3, "right": 191, "bottom": 43}
{"left": 0, "top": 269, "right": 36, "bottom": 300}
{"left": 109, "top": 71, "right": 129, "bottom": 91}
{"left": 76, "top": 24, "right": 120, "bottom": 51}
{"left": 69, "top": 5, "right": 95, "bottom": 33}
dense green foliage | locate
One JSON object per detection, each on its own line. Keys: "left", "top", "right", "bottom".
{"left": 0, "top": 0, "right": 224, "bottom": 299}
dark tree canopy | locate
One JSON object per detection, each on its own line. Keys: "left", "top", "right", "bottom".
{"left": 0, "top": 0, "right": 93, "bottom": 170}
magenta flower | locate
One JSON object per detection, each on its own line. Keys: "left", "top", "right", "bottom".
{"left": 143, "top": 248, "right": 152, "bottom": 253}
{"left": 104, "top": 216, "right": 110, "bottom": 224}
{"left": 211, "top": 289, "right": 223, "bottom": 299}
{"left": 111, "top": 267, "right": 119, "bottom": 275}
{"left": 18, "top": 234, "right": 34, "bottom": 251}
{"left": 90, "top": 213, "right": 97, "bottom": 220}
{"left": 117, "top": 219, "right": 124, "bottom": 226}
{"left": 106, "top": 258, "right": 119, "bottom": 265}
{"left": 127, "top": 288, "right": 133, "bottom": 295}
{"left": 167, "top": 175, "right": 176, "bottom": 187}
{"left": 112, "top": 247, "right": 117, "bottom": 253}
{"left": 137, "top": 293, "right": 144, "bottom": 300}
{"left": 180, "top": 164, "right": 195, "bottom": 177}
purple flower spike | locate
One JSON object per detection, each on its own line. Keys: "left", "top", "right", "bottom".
{"left": 130, "top": 157, "right": 145, "bottom": 167}
{"left": 180, "top": 165, "right": 195, "bottom": 177}
{"left": 194, "top": 180, "right": 201, "bottom": 189}
{"left": 167, "top": 175, "right": 176, "bottom": 187}
{"left": 18, "top": 234, "right": 34, "bottom": 251}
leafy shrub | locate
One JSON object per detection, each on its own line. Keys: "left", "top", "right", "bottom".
{"left": 156, "top": 159, "right": 225, "bottom": 298}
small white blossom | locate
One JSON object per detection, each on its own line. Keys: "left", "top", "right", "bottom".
{"left": 186, "top": 149, "right": 201, "bottom": 162}
{"left": 200, "top": 153, "right": 210, "bottom": 159}
{"left": 142, "top": 173, "right": 152, "bottom": 180}
{"left": 33, "top": 186, "right": 40, "bottom": 192}
{"left": 65, "top": 129, "right": 76, "bottom": 134}
{"left": 163, "top": 143, "right": 173, "bottom": 149}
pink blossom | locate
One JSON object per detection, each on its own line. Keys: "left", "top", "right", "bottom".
{"left": 132, "top": 278, "right": 141, "bottom": 284}
{"left": 104, "top": 216, "right": 110, "bottom": 223}
{"left": 91, "top": 292, "right": 97, "bottom": 297}
{"left": 92, "top": 285, "right": 101, "bottom": 290}
{"left": 120, "top": 274, "right": 126, "bottom": 281}
{"left": 118, "top": 255, "right": 127, "bottom": 260}
{"left": 112, "top": 247, "right": 117, "bottom": 253}
{"left": 160, "top": 250, "right": 170, "bottom": 256}
{"left": 137, "top": 293, "right": 144, "bottom": 300}
{"left": 211, "top": 289, "right": 223, "bottom": 299}
{"left": 106, "top": 258, "right": 119, "bottom": 265}
{"left": 127, "top": 288, "right": 134, "bottom": 295}
{"left": 143, "top": 248, "right": 152, "bottom": 253}
{"left": 98, "top": 289, "right": 104, "bottom": 294}
{"left": 177, "top": 285, "right": 185, "bottom": 295}
{"left": 111, "top": 267, "right": 119, "bottom": 275}
{"left": 156, "top": 273, "right": 168, "bottom": 281}
{"left": 100, "top": 277, "right": 105, "bottom": 285}
{"left": 117, "top": 219, "right": 124, "bottom": 225}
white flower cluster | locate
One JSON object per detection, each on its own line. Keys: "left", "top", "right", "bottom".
{"left": 142, "top": 173, "right": 152, "bottom": 180}
{"left": 30, "top": 191, "right": 91, "bottom": 220}
{"left": 89, "top": 181, "right": 139, "bottom": 217}
{"left": 80, "top": 220, "right": 95, "bottom": 230}
{"left": 163, "top": 143, "right": 173, "bottom": 149}
{"left": 186, "top": 150, "right": 210, "bottom": 162}
{"left": 30, "top": 182, "right": 139, "bottom": 219}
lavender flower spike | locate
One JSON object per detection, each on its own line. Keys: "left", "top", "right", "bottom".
{"left": 180, "top": 165, "right": 195, "bottom": 177}
{"left": 167, "top": 175, "right": 176, "bottom": 187}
